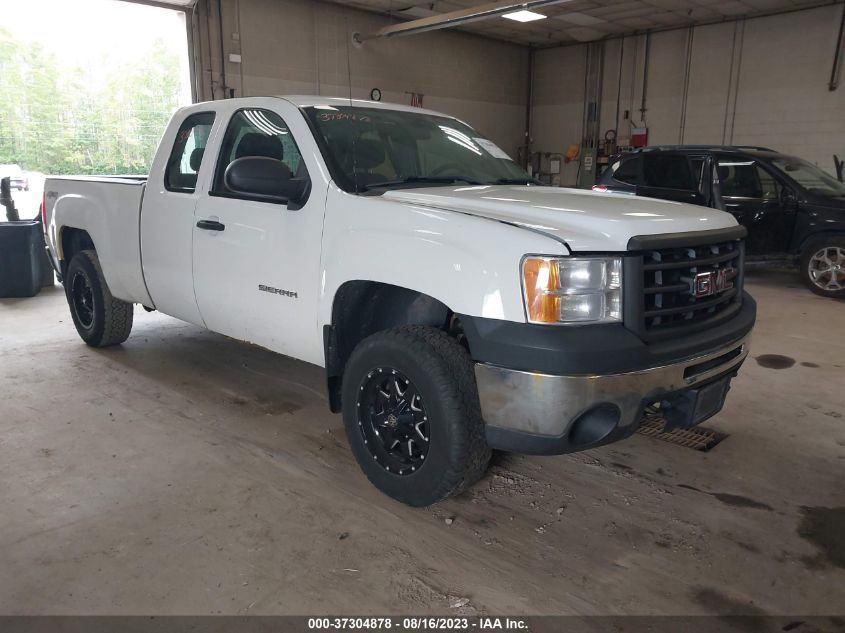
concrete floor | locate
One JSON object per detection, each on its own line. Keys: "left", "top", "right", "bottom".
{"left": 1, "top": 270, "right": 843, "bottom": 616}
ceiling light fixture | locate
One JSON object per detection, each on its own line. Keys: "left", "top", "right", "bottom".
{"left": 353, "top": 0, "right": 570, "bottom": 42}
{"left": 502, "top": 10, "right": 547, "bottom": 22}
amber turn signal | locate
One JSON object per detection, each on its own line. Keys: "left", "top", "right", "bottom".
{"left": 522, "top": 257, "right": 561, "bottom": 324}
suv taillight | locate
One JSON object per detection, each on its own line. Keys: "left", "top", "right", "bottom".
{"left": 40, "top": 190, "right": 46, "bottom": 231}
{"left": 591, "top": 185, "right": 607, "bottom": 192}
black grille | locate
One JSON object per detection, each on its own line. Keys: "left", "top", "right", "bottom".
{"left": 625, "top": 238, "right": 744, "bottom": 341}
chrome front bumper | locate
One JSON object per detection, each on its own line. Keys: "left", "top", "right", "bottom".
{"left": 475, "top": 333, "right": 750, "bottom": 451}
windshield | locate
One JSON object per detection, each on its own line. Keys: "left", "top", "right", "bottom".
{"left": 771, "top": 157, "right": 845, "bottom": 199}
{"left": 304, "top": 106, "right": 532, "bottom": 193}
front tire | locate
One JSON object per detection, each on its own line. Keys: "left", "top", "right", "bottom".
{"left": 65, "top": 249, "right": 134, "bottom": 347}
{"left": 800, "top": 237, "right": 845, "bottom": 298}
{"left": 341, "top": 326, "right": 491, "bottom": 506}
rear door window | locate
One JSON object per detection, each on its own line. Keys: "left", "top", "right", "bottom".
{"left": 612, "top": 156, "right": 640, "bottom": 185}
{"left": 165, "top": 112, "right": 215, "bottom": 193}
{"left": 643, "top": 154, "right": 695, "bottom": 190}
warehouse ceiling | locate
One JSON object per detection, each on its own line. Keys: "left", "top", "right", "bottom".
{"left": 116, "top": 0, "right": 196, "bottom": 8}
{"left": 328, "top": 0, "right": 837, "bottom": 46}
{"left": 118, "top": 0, "right": 196, "bottom": 7}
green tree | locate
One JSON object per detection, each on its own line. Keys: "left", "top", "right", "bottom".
{"left": 0, "top": 27, "right": 185, "bottom": 175}
{"left": 0, "top": 28, "right": 19, "bottom": 163}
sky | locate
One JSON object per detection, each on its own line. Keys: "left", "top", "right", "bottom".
{"left": 1, "top": 0, "right": 192, "bottom": 104}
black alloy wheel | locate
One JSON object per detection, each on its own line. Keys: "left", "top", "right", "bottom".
{"left": 341, "top": 326, "right": 491, "bottom": 506}
{"left": 70, "top": 269, "right": 95, "bottom": 330}
{"left": 356, "top": 367, "right": 430, "bottom": 475}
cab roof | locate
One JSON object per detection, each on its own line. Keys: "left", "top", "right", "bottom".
{"left": 278, "top": 95, "right": 450, "bottom": 119}
{"left": 184, "top": 95, "right": 453, "bottom": 120}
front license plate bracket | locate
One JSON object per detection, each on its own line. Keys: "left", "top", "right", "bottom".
{"left": 659, "top": 376, "right": 732, "bottom": 431}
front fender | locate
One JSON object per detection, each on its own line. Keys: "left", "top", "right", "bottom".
{"left": 318, "top": 187, "right": 568, "bottom": 327}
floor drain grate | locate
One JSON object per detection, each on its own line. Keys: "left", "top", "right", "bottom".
{"left": 636, "top": 415, "right": 727, "bottom": 451}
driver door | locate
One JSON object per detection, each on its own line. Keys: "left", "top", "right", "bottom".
{"left": 715, "top": 155, "right": 797, "bottom": 257}
{"left": 191, "top": 99, "right": 325, "bottom": 365}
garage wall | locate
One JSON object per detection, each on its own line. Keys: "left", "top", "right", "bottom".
{"left": 190, "top": 0, "right": 529, "bottom": 156}
{"left": 531, "top": 45, "right": 587, "bottom": 186}
{"left": 531, "top": 3, "right": 845, "bottom": 185}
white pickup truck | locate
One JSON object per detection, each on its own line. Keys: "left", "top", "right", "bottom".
{"left": 43, "top": 96, "right": 756, "bottom": 506}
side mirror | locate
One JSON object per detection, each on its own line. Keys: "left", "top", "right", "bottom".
{"left": 224, "top": 156, "right": 307, "bottom": 205}
{"left": 780, "top": 187, "right": 798, "bottom": 207}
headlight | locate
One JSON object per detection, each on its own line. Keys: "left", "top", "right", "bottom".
{"left": 522, "top": 256, "right": 622, "bottom": 324}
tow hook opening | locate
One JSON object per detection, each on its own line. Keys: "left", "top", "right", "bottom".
{"left": 568, "top": 404, "right": 621, "bottom": 448}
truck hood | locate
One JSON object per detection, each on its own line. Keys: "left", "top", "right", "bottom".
{"left": 382, "top": 185, "right": 738, "bottom": 252}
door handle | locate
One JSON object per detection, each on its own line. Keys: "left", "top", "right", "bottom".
{"left": 196, "top": 219, "right": 225, "bottom": 231}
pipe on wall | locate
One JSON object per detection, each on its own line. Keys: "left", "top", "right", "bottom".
{"left": 628, "top": 35, "right": 639, "bottom": 130}
{"left": 217, "top": 0, "right": 229, "bottom": 97}
{"left": 614, "top": 37, "right": 623, "bottom": 138}
{"left": 678, "top": 26, "right": 694, "bottom": 144}
{"left": 721, "top": 21, "right": 740, "bottom": 145}
{"left": 726, "top": 20, "right": 745, "bottom": 145}
{"left": 523, "top": 46, "right": 534, "bottom": 167}
{"left": 829, "top": 1, "right": 845, "bottom": 91}
{"left": 187, "top": 2, "right": 201, "bottom": 101}
{"left": 202, "top": 0, "right": 218, "bottom": 100}
{"left": 639, "top": 32, "right": 650, "bottom": 126}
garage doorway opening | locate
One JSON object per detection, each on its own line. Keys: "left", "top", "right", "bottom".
{"left": 0, "top": 0, "right": 192, "bottom": 178}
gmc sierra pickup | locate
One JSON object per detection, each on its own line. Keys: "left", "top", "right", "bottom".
{"left": 43, "top": 96, "right": 756, "bottom": 506}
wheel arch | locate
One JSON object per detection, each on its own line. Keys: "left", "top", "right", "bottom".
{"left": 323, "top": 280, "right": 464, "bottom": 413}
{"left": 59, "top": 226, "right": 96, "bottom": 277}
{"left": 797, "top": 230, "right": 845, "bottom": 255}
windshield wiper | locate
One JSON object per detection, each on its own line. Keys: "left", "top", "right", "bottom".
{"left": 363, "top": 176, "right": 484, "bottom": 189}
{"left": 491, "top": 177, "right": 540, "bottom": 185}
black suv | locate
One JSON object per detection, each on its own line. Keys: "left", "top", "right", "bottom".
{"left": 594, "top": 146, "right": 845, "bottom": 298}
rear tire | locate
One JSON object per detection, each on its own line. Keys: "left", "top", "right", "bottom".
{"left": 341, "top": 326, "right": 491, "bottom": 506}
{"left": 65, "top": 249, "right": 134, "bottom": 347}
{"left": 800, "top": 236, "right": 845, "bottom": 298}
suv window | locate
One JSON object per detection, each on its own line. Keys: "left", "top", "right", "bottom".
{"left": 717, "top": 158, "right": 780, "bottom": 200}
{"left": 612, "top": 156, "right": 640, "bottom": 185}
{"left": 643, "top": 154, "right": 694, "bottom": 190}
{"left": 165, "top": 112, "right": 215, "bottom": 193}
{"left": 212, "top": 108, "right": 307, "bottom": 194}
{"left": 689, "top": 156, "right": 706, "bottom": 191}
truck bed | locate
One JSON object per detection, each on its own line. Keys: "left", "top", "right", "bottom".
{"left": 45, "top": 175, "right": 152, "bottom": 306}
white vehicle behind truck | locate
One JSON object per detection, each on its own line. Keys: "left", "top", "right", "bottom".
{"left": 43, "top": 96, "right": 756, "bottom": 506}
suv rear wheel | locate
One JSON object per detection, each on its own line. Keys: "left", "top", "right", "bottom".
{"left": 341, "top": 326, "right": 491, "bottom": 506}
{"left": 800, "top": 236, "right": 845, "bottom": 298}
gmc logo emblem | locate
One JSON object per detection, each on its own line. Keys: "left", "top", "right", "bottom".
{"left": 692, "top": 268, "right": 734, "bottom": 298}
